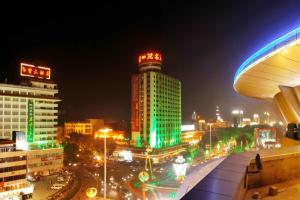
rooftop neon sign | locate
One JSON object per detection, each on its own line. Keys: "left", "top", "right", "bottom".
{"left": 138, "top": 51, "right": 162, "bottom": 65}
{"left": 20, "top": 63, "right": 51, "bottom": 80}
{"left": 234, "top": 26, "right": 300, "bottom": 83}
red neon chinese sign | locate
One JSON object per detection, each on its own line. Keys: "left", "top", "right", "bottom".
{"left": 20, "top": 63, "right": 51, "bottom": 80}
{"left": 138, "top": 52, "right": 162, "bottom": 65}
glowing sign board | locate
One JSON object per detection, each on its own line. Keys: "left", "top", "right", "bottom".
{"left": 181, "top": 124, "right": 195, "bottom": 131}
{"left": 131, "top": 74, "right": 140, "bottom": 132}
{"left": 15, "top": 131, "right": 28, "bottom": 150}
{"left": 27, "top": 100, "right": 34, "bottom": 143}
{"left": 20, "top": 63, "right": 51, "bottom": 80}
{"left": 138, "top": 52, "right": 162, "bottom": 65}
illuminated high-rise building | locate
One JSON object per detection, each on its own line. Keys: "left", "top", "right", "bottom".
{"left": 262, "top": 112, "right": 270, "bottom": 124}
{"left": 253, "top": 114, "right": 260, "bottom": 125}
{"left": 0, "top": 63, "right": 63, "bottom": 176}
{"left": 232, "top": 109, "right": 243, "bottom": 128}
{"left": 131, "top": 51, "right": 181, "bottom": 148}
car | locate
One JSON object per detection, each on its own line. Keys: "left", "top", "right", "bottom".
{"left": 51, "top": 184, "right": 63, "bottom": 190}
{"left": 27, "top": 175, "right": 40, "bottom": 182}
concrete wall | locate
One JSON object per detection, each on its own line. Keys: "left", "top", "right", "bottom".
{"left": 282, "top": 137, "right": 300, "bottom": 147}
{"left": 247, "top": 147, "right": 300, "bottom": 189}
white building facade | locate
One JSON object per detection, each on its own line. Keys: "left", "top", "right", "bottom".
{"left": 0, "top": 78, "right": 63, "bottom": 176}
{"left": 0, "top": 141, "right": 33, "bottom": 200}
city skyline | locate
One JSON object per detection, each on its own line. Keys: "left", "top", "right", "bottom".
{"left": 1, "top": 2, "right": 299, "bottom": 123}
{"left": 2, "top": 2, "right": 300, "bottom": 200}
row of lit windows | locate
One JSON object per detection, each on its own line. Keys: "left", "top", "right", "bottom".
{"left": 0, "top": 118, "right": 27, "bottom": 122}
{"left": 65, "top": 129, "right": 92, "bottom": 133}
{"left": 0, "top": 89, "right": 55, "bottom": 97}
{"left": 0, "top": 174, "right": 26, "bottom": 183}
{"left": 0, "top": 182, "right": 27, "bottom": 193}
{"left": 0, "top": 165, "right": 26, "bottom": 173}
{"left": 35, "top": 131, "right": 56, "bottom": 134}
{"left": 28, "top": 152, "right": 60, "bottom": 159}
{"left": 143, "top": 72, "right": 180, "bottom": 84}
{"left": 35, "top": 136, "right": 56, "bottom": 141}
{"left": 36, "top": 100, "right": 57, "bottom": 104}
{"left": 0, "top": 104, "right": 27, "bottom": 109}
{"left": 0, "top": 125, "right": 26, "bottom": 129}
{"left": 0, "top": 97, "right": 27, "bottom": 102}
{"left": 0, "top": 132, "right": 12, "bottom": 137}
{"left": 0, "top": 156, "right": 26, "bottom": 163}
{"left": 0, "top": 111, "right": 27, "bottom": 115}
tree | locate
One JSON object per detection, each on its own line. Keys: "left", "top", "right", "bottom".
{"left": 94, "top": 138, "right": 116, "bottom": 156}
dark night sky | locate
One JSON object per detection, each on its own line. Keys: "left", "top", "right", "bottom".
{"left": 1, "top": 1, "right": 300, "bottom": 124}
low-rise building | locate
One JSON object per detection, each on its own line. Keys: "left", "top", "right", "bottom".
{"left": 0, "top": 139, "right": 33, "bottom": 200}
{"left": 64, "top": 118, "right": 105, "bottom": 137}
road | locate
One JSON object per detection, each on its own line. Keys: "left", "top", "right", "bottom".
{"left": 71, "top": 166, "right": 99, "bottom": 200}
{"left": 31, "top": 175, "right": 59, "bottom": 200}
{"left": 70, "top": 161, "right": 141, "bottom": 200}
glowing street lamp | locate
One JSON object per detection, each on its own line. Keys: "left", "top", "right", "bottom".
{"left": 207, "top": 123, "right": 213, "bottom": 155}
{"left": 86, "top": 187, "right": 97, "bottom": 198}
{"left": 98, "top": 128, "right": 112, "bottom": 200}
{"left": 138, "top": 171, "right": 149, "bottom": 200}
{"left": 173, "top": 155, "right": 188, "bottom": 182}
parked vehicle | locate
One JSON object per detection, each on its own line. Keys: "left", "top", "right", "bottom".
{"left": 51, "top": 183, "right": 64, "bottom": 190}
{"left": 57, "top": 176, "right": 64, "bottom": 182}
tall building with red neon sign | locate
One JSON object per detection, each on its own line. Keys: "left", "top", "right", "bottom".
{"left": 131, "top": 51, "right": 182, "bottom": 148}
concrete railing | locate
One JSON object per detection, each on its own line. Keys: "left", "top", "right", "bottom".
{"left": 247, "top": 145, "right": 300, "bottom": 189}
{"left": 176, "top": 157, "right": 226, "bottom": 200}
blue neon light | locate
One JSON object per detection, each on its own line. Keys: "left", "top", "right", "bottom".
{"left": 234, "top": 27, "right": 300, "bottom": 82}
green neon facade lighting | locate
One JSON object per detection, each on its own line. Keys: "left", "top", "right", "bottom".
{"left": 27, "top": 99, "right": 34, "bottom": 142}
{"left": 142, "top": 71, "right": 181, "bottom": 149}
{"left": 150, "top": 73, "right": 157, "bottom": 148}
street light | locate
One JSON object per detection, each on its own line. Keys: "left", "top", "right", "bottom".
{"left": 207, "top": 123, "right": 213, "bottom": 156}
{"left": 98, "top": 128, "right": 112, "bottom": 200}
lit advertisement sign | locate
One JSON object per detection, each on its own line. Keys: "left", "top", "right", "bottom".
{"left": 131, "top": 74, "right": 140, "bottom": 132}
{"left": 138, "top": 52, "right": 162, "bottom": 65}
{"left": 15, "top": 131, "right": 28, "bottom": 150}
{"left": 27, "top": 100, "right": 34, "bottom": 143}
{"left": 181, "top": 124, "right": 195, "bottom": 131}
{"left": 20, "top": 63, "right": 51, "bottom": 80}
{"left": 254, "top": 128, "right": 278, "bottom": 149}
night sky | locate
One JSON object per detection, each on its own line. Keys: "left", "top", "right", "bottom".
{"left": 1, "top": 1, "right": 300, "bottom": 125}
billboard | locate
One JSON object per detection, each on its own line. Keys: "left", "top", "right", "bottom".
{"left": 254, "top": 128, "right": 279, "bottom": 149}
{"left": 27, "top": 100, "right": 34, "bottom": 143}
{"left": 181, "top": 124, "right": 195, "bottom": 132}
{"left": 20, "top": 63, "right": 51, "bottom": 80}
{"left": 15, "top": 131, "right": 28, "bottom": 150}
{"left": 131, "top": 74, "right": 140, "bottom": 132}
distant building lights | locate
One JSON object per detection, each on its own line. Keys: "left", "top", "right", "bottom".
{"left": 181, "top": 124, "right": 195, "bottom": 131}
{"left": 119, "top": 150, "right": 133, "bottom": 162}
{"left": 232, "top": 110, "right": 239, "bottom": 115}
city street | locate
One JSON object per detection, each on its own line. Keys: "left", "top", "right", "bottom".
{"left": 70, "top": 161, "right": 141, "bottom": 200}
{"left": 31, "top": 175, "right": 60, "bottom": 200}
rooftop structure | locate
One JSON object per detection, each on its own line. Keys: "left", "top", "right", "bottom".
{"left": 234, "top": 27, "right": 300, "bottom": 123}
